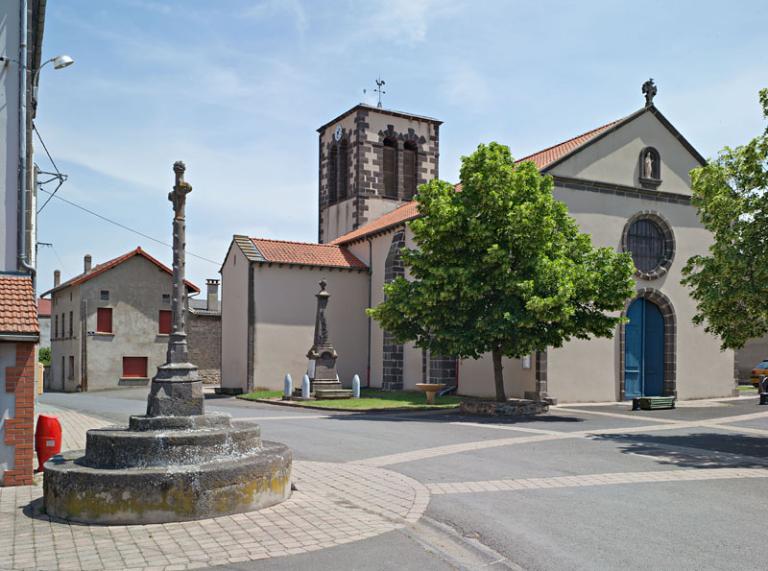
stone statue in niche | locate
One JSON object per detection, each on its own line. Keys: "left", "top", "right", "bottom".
{"left": 644, "top": 150, "right": 655, "bottom": 179}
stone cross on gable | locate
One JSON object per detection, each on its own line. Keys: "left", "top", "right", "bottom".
{"left": 642, "top": 78, "right": 657, "bottom": 108}
{"left": 169, "top": 160, "right": 192, "bottom": 219}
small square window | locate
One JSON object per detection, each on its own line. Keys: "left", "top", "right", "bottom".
{"left": 122, "top": 356, "right": 148, "bottom": 378}
{"left": 162, "top": 294, "right": 171, "bottom": 304}
{"left": 100, "top": 290, "right": 110, "bottom": 301}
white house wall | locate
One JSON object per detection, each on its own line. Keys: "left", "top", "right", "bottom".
{"left": 221, "top": 244, "right": 249, "bottom": 391}
{"left": 251, "top": 265, "right": 368, "bottom": 391}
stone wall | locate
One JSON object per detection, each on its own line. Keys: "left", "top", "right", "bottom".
{"left": 382, "top": 230, "right": 406, "bottom": 391}
{"left": 187, "top": 312, "right": 221, "bottom": 384}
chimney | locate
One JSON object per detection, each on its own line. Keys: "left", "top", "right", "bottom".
{"left": 54, "top": 270, "right": 61, "bottom": 287}
{"left": 206, "top": 279, "right": 220, "bottom": 312}
{"left": 84, "top": 254, "right": 92, "bottom": 273}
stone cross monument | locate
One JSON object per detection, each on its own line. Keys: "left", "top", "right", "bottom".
{"left": 146, "top": 161, "right": 202, "bottom": 417}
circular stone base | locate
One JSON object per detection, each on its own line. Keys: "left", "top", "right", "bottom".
{"left": 43, "top": 441, "right": 292, "bottom": 525}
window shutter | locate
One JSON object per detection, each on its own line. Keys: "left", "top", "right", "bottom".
{"left": 159, "top": 310, "right": 172, "bottom": 335}
{"left": 122, "top": 356, "right": 148, "bottom": 378}
{"left": 97, "top": 307, "right": 113, "bottom": 333}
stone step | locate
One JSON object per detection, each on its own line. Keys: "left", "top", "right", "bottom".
{"left": 314, "top": 389, "right": 353, "bottom": 400}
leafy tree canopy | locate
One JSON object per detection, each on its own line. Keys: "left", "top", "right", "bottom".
{"left": 682, "top": 89, "right": 768, "bottom": 350}
{"left": 368, "top": 142, "right": 635, "bottom": 401}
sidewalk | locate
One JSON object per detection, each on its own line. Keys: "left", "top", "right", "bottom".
{"left": 0, "top": 406, "right": 428, "bottom": 571}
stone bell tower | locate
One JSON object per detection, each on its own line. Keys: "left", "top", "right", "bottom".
{"left": 317, "top": 104, "right": 442, "bottom": 243}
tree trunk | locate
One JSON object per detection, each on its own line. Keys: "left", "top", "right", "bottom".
{"left": 492, "top": 346, "right": 507, "bottom": 403}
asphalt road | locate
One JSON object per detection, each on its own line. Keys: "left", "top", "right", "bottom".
{"left": 38, "top": 389, "right": 768, "bottom": 571}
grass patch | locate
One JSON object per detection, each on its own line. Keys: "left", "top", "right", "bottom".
{"left": 737, "top": 384, "right": 758, "bottom": 392}
{"left": 238, "top": 388, "right": 461, "bottom": 410}
{"left": 239, "top": 389, "right": 283, "bottom": 400}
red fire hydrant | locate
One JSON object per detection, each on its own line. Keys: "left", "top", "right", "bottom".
{"left": 34, "top": 415, "right": 62, "bottom": 472}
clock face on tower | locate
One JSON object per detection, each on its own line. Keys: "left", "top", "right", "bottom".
{"left": 334, "top": 125, "right": 343, "bottom": 141}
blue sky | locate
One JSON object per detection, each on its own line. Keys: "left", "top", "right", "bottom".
{"left": 34, "top": 0, "right": 768, "bottom": 294}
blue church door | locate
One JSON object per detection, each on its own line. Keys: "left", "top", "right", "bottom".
{"left": 624, "top": 298, "right": 664, "bottom": 399}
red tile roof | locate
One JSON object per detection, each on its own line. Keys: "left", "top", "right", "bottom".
{"left": 0, "top": 274, "right": 39, "bottom": 335}
{"left": 250, "top": 238, "right": 367, "bottom": 270}
{"left": 332, "top": 116, "right": 629, "bottom": 245}
{"left": 330, "top": 202, "right": 421, "bottom": 245}
{"left": 41, "top": 247, "right": 200, "bottom": 297}
{"left": 38, "top": 298, "right": 51, "bottom": 317}
{"left": 516, "top": 118, "right": 624, "bottom": 170}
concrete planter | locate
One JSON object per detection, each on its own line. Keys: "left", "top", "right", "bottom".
{"left": 459, "top": 398, "right": 548, "bottom": 417}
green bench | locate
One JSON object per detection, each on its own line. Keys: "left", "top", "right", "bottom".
{"left": 632, "top": 396, "right": 675, "bottom": 411}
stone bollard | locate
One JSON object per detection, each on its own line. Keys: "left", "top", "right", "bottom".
{"left": 302, "top": 374, "right": 311, "bottom": 399}
{"left": 352, "top": 375, "right": 361, "bottom": 399}
{"left": 283, "top": 374, "right": 293, "bottom": 400}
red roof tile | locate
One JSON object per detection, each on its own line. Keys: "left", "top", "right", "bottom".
{"left": 41, "top": 247, "right": 200, "bottom": 297}
{"left": 38, "top": 298, "right": 51, "bottom": 317}
{"left": 516, "top": 118, "right": 624, "bottom": 170}
{"left": 0, "top": 274, "right": 39, "bottom": 335}
{"left": 330, "top": 202, "right": 421, "bottom": 245}
{"left": 250, "top": 238, "right": 367, "bottom": 270}
{"left": 332, "top": 116, "right": 630, "bottom": 245}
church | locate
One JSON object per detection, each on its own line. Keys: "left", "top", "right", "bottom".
{"left": 220, "top": 83, "right": 736, "bottom": 403}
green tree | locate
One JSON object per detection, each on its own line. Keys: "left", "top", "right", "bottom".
{"left": 38, "top": 346, "right": 51, "bottom": 366}
{"left": 682, "top": 89, "right": 768, "bottom": 349}
{"left": 368, "top": 142, "right": 635, "bottom": 402}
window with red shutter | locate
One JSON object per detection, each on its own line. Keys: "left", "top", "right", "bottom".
{"left": 159, "top": 310, "right": 172, "bottom": 335}
{"left": 122, "top": 357, "right": 148, "bottom": 378}
{"left": 97, "top": 307, "right": 113, "bottom": 333}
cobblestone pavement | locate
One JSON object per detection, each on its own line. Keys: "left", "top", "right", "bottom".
{"left": 0, "top": 407, "right": 428, "bottom": 571}
{"left": 4, "top": 398, "right": 768, "bottom": 570}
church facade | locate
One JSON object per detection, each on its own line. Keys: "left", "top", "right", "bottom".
{"left": 220, "top": 93, "right": 736, "bottom": 403}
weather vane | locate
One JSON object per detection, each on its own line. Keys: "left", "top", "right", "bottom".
{"left": 364, "top": 77, "right": 386, "bottom": 108}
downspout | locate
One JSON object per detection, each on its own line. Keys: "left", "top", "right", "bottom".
{"left": 366, "top": 239, "right": 372, "bottom": 388}
{"left": 80, "top": 298, "right": 87, "bottom": 391}
{"left": 17, "top": 0, "right": 35, "bottom": 276}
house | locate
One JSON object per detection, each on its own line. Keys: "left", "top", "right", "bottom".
{"left": 188, "top": 279, "right": 222, "bottom": 384}
{"left": 1, "top": 0, "right": 47, "bottom": 486}
{"left": 220, "top": 87, "right": 736, "bottom": 403}
{"left": 41, "top": 248, "right": 200, "bottom": 392}
{"left": 37, "top": 298, "right": 51, "bottom": 350}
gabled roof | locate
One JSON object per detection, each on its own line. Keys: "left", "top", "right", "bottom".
{"left": 517, "top": 118, "right": 625, "bottom": 170}
{"left": 331, "top": 201, "right": 420, "bottom": 246}
{"left": 233, "top": 236, "right": 367, "bottom": 270}
{"left": 0, "top": 274, "right": 39, "bottom": 336}
{"left": 330, "top": 105, "right": 707, "bottom": 246}
{"left": 41, "top": 247, "right": 200, "bottom": 297}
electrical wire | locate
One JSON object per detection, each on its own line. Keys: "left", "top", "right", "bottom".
{"left": 33, "top": 123, "right": 66, "bottom": 213}
{"left": 36, "top": 186, "right": 220, "bottom": 266}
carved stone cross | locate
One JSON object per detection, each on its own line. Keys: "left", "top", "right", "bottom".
{"left": 169, "top": 161, "right": 192, "bottom": 219}
{"left": 642, "top": 78, "right": 657, "bottom": 108}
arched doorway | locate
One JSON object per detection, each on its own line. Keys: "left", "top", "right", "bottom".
{"left": 624, "top": 298, "right": 664, "bottom": 398}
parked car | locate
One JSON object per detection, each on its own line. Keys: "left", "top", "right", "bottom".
{"left": 750, "top": 359, "right": 768, "bottom": 387}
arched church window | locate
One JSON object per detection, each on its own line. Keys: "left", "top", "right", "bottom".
{"left": 328, "top": 144, "right": 338, "bottom": 204}
{"left": 338, "top": 139, "right": 349, "bottom": 201}
{"left": 383, "top": 138, "right": 398, "bottom": 198}
{"left": 403, "top": 141, "right": 418, "bottom": 200}
{"left": 622, "top": 212, "right": 675, "bottom": 279}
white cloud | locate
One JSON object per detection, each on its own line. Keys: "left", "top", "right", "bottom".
{"left": 243, "top": 0, "right": 308, "bottom": 35}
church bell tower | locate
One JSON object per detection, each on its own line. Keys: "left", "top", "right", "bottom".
{"left": 316, "top": 104, "right": 442, "bottom": 243}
